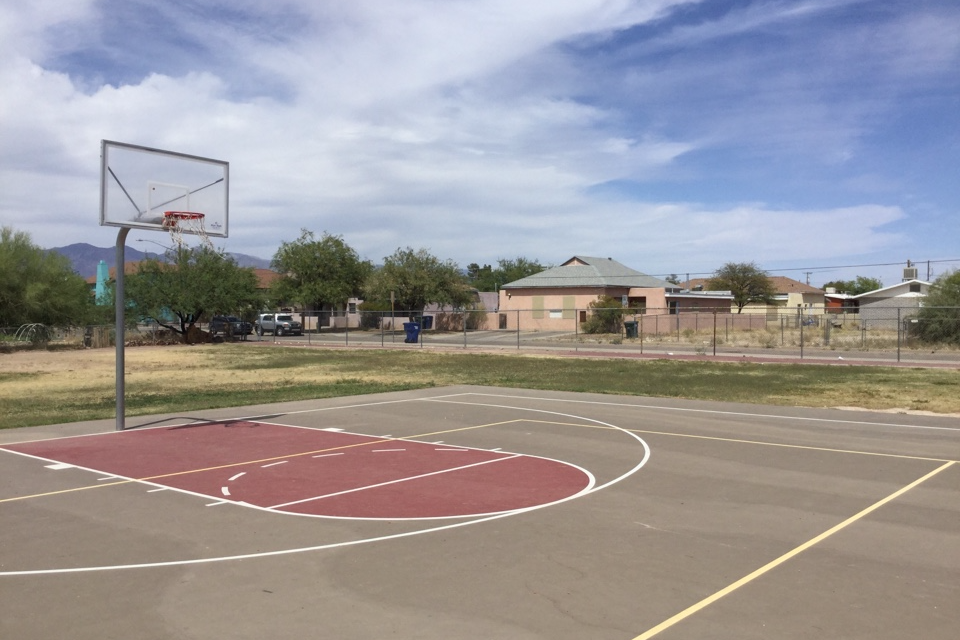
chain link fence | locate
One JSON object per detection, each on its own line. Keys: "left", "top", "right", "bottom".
{"left": 5, "top": 306, "right": 959, "bottom": 365}
{"left": 0, "top": 323, "right": 184, "bottom": 352}
{"left": 241, "top": 306, "right": 960, "bottom": 365}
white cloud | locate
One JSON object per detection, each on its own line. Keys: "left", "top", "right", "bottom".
{"left": 0, "top": 0, "right": 955, "bottom": 287}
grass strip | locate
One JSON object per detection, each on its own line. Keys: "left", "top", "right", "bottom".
{"left": 2, "top": 346, "right": 958, "bottom": 430}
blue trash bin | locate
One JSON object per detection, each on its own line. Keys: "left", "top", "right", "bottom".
{"left": 403, "top": 322, "right": 421, "bottom": 343}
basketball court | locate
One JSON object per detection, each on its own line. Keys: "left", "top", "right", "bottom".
{"left": 1, "top": 386, "right": 957, "bottom": 639}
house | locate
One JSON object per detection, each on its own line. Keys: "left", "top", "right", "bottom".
{"left": 852, "top": 279, "right": 930, "bottom": 328}
{"left": 683, "top": 275, "right": 825, "bottom": 317}
{"left": 824, "top": 288, "right": 858, "bottom": 313}
{"left": 497, "top": 256, "right": 731, "bottom": 331}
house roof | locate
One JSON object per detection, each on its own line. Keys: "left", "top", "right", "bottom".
{"left": 682, "top": 275, "right": 822, "bottom": 295}
{"left": 851, "top": 279, "right": 930, "bottom": 299}
{"left": 767, "top": 276, "right": 823, "bottom": 295}
{"left": 502, "top": 256, "right": 677, "bottom": 290}
{"left": 253, "top": 268, "right": 281, "bottom": 288}
{"left": 86, "top": 264, "right": 280, "bottom": 289}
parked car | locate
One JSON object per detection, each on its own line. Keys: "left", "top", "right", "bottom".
{"left": 209, "top": 315, "right": 254, "bottom": 340}
{"left": 255, "top": 313, "right": 303, "bottom": 336}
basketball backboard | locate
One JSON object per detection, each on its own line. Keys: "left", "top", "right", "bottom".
{"left": 100, "top": 140, "right": 229, "bottom": 238}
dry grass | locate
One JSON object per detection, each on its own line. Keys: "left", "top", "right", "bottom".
{"left": 2, "top": 344, "right": 959, "bottom": 430}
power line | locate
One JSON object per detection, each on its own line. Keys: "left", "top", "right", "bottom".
{"left": 651, "top": 258, "right": 960, "bottom": 280}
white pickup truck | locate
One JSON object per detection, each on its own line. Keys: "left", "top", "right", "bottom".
{"left": 255, "top": 313, "right": 303, "bottom": 336}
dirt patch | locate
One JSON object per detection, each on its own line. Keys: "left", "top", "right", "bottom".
{"left": 833, "top": 406, "right": 960, "bottom": 418}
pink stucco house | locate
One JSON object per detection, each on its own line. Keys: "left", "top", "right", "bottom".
{"left": 496, "top": 256, "right": 731, "bottom": 331}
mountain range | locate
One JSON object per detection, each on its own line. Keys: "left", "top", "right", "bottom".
{"left": 47, "top": 243, "right": 272, "bottom": 278}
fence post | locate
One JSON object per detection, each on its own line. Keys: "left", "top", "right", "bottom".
{"left": 639, "top": 314, "right": 644, "bottom": 354}
{"left": 897, "top": 307, "right": 901, "bottom": 363}
{"left": 710, "top": 312, "right": 715, "bottom": 356}
{"left": 517, "top": 309, "right": 521, "bottom": 349}
{"left": 463, "top": 310, "right": 467, "bottom": 348}
{"left": 799, "top": 315, "right": 804, "bottom": 359}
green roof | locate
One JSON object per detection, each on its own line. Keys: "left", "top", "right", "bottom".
{"left": 502, "top": 256, "right": 677, "bottom": 290}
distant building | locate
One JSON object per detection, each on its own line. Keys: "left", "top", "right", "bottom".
{"left": 853, "top": 279, "right": 931, "bottom": 328}
{"left": 498, "top": 256, "right": 732, "bottom": 330}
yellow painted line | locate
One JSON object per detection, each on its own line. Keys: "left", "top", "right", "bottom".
{"left": 559, "top": 423, "right": 957, "bottom": 463}
{"left": 632, "top": 460, "right": 956, "bottom": 640}
{"left": 623, "top": 427, "right": 957, "bottom": 463}
{"left": 0, "top": 481, "right": 132, "bottom": 503}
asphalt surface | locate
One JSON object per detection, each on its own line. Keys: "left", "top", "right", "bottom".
{"left": 1, "top": 386, "right": 958, "bottom": 639}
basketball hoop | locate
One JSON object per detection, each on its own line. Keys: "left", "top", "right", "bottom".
{"left": 163, "top": 211, "right": 213, "bottom": 248}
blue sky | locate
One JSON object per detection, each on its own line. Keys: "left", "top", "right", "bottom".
{"left": 2, "top": 0, "right": 958, "bottom": 286}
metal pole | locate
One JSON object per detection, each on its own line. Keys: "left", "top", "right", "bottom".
{"left": 516, "top": 310, "right": 520, "bottom": 349}
{"left": 463, "top": 310, "right": 467, "bottom": 348}
{"left": 799, "top": 314, "right": 804, "bottom": 359}
{"left": 114, "top": 228, "right": 129, "bottom": 431}
{"left": 897, "top": 307, "right": 901, "bottom": 363}
{"left": 713, "top": 311, "right": 717, "bottom": 356}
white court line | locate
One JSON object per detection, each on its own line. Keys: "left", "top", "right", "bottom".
{"left": 45, "top": 463, "right": 73, "bottom": 470}
{"left": 372, "top": 448, "right": 405, "bottom": 452}
{"left": 146, "top": 488, "right": 167, "bottom": 493}
{"left": 228, "top": 472, "right": 246, "bottom": 481}
{"left": 261, "top": 461, "right": 288, "bottom": 468}
{"left": 269, "top": 454, "right": 522, "bottom": 510}
{"left": 0, "top": 397, "right": 649, "bottom": 575}
{"left": 312, "top": 453, "right": 344, "bottom": 459}
{"left": 221, "top": 487, "right": 231, "bottom": 497}
{"left": 435, "top": 448, "right": 468, "bottom": 452}
{"left": 455, "top": 392, "right": 960, "bottom": 432}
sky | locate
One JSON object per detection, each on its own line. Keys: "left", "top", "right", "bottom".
{"left": 2, "top": 0, "right": 958, "bottom": 287}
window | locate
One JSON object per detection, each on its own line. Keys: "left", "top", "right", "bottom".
{"left": 909, "top": 283, "right": 921, "bottom": 293}
{"left": 348, "top": 302, "right": 357, "bottom": 314}
{"left": 562, "top": 296, "right": 575, "bottom": 320}
{"left": 532, "top": 296, "right": 544, "bottom": 319}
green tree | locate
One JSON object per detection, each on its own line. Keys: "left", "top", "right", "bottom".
{"left": 466, "top": 263, "right": 494, "bottom": 289}
{"left": 0, "top": 226, "right": 97, "bottom": 327}
{"left": 467, "top": 257, "right": 547, "bottom": 291}
{"left": 707, "top": 262, "right": 777, "bottom": 313}
{"left": 125, "top": 245, "right": 262, "bottom": 342}
{"left": 364, "top": 247, "right": 472, "bottom": 319}
{"left": 270, "top": 230, "right": 372, "bottom": 312}
{"left": 914, "top": 270, "right": 960, "bottom": 345}
{"left": 582, "top": 295, "right": 624, "bottom": 334}
{"left": 822, "top": 276, "right": 882, "bottom": 295}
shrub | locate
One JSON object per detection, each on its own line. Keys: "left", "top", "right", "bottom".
{"left": 582, "top": 296, "right": 624, "bottom": 334}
